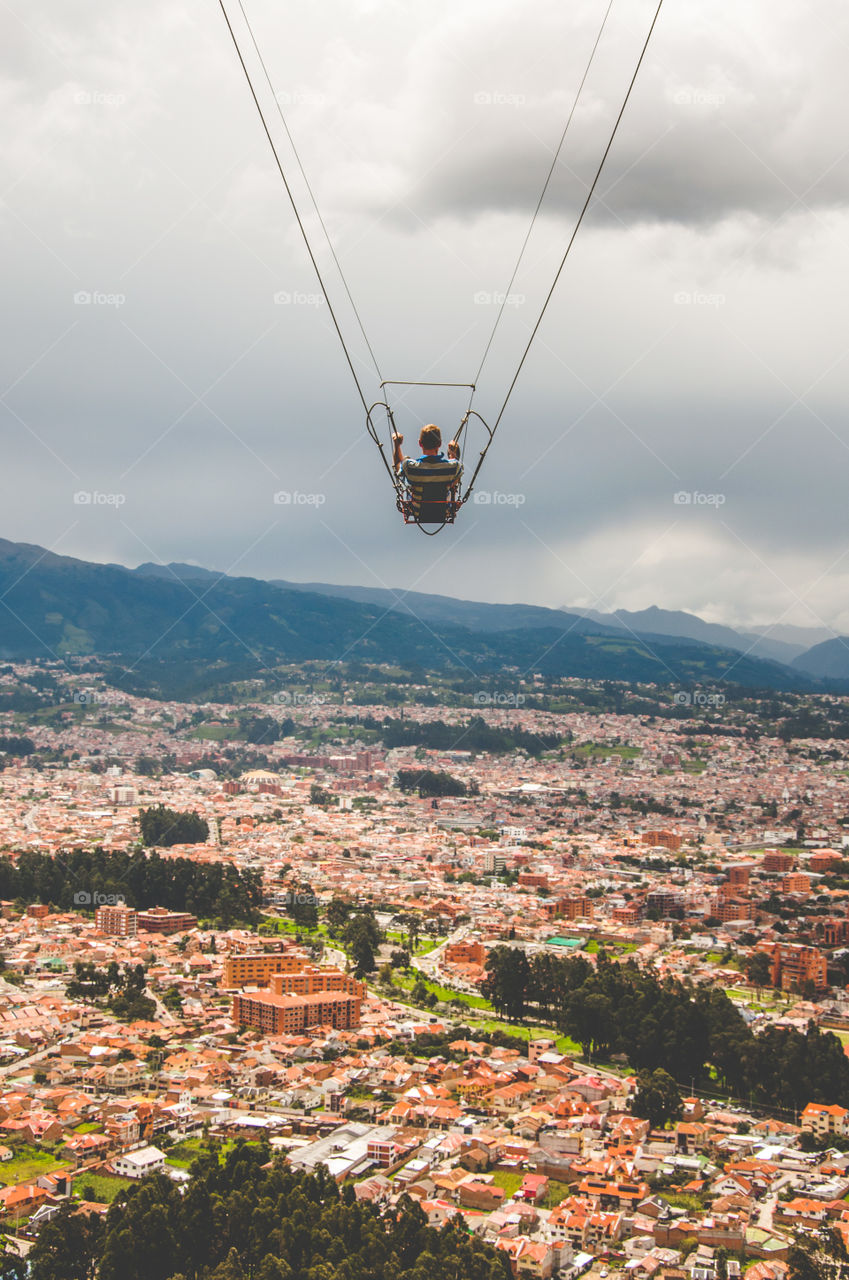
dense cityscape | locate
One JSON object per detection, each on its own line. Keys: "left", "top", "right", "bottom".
{"left": 0, "top": 660, "right": 847, "bottom": 1278}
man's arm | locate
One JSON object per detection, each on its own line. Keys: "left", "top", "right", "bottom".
{"left": 392, "top": 433, "right": 405, "bottom": 475}
{"left": 447, "top": 439, "right": 460, "bottom": 460}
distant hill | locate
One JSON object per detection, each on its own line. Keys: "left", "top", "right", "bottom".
{"left": 571, "top": 604, "right": 809, "bottom": 664}
{"left": 792, "top": 636, "right": 849, "bottom": 680}
{"left": 272, "top": 578, "right": 607, "bottom": 636}
{"left": 746, "top": 621, "right": 835, "bottom": 650}
{"left": 134, "top": 561, "right": 223, "bottom": 584}
{"left": 0, "top": 538, "right": 828, "bottom": 693}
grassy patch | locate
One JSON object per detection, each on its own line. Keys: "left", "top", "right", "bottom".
{"left": 391, "top": 970, "right": 491, "bottom": 1009}
{"left": 490, "top": 1171, "right": 573, "bottom": 1207}
{"left": 384, "top": 972, "right": 590, "bottom": 1062}
{"left": 662, "top": 1191, "right": 708, "bottom": 1212}
{"left": 0, "top": 1147, "right": 68, "bottom": 1186}
{"left": 72, "top": 1122, "right": 102, "bottom": 1134}
{"left": 384, "top": 933, "right": 444, "bottom": 955}
{"left": 73, "top": 1173, "right": 133, "bottom": 1203}
{"left": 165, "top": 1137, "right": 238, "bottom": 1169}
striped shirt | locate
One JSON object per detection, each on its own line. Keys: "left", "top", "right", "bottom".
{"left": 401, "top": 454, "right": 463, "bottom": 522}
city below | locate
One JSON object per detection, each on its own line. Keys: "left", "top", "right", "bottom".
{"left": 0, "top": 655, "right": 846, "bottom": 1279}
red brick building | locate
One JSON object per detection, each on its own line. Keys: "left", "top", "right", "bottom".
{"left": 443, "top": 940, "right": 487, "bottom": 966}
{"left": 758, "top": 942, "right": 828, "bottom": 992}
{"left": 232, "top": 988, "right": 362, "bottom": 1034}
{"left": 136, "top": 907, "right": 198, "bottom": 934}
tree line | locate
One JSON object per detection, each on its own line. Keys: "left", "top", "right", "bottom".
{"left": 138, "top": 805, "right": 210, "bottom": 847}
{"left": 27, "top": 1141, "right": 511, "bottom": 1280}
{"left": 482, "top": 947, "right": 849, "bottom": 1112}
{"left": 354, "top": 714, "right": 562, "bottom": 757}
{"left": 66, "top": 960, "right": 155, "bottom": 1023}
{"left": 0, "top": 848, "right": 262, "bottom": 925}
{"left": 395, "top": 769, "right": 478, "bottom": 797}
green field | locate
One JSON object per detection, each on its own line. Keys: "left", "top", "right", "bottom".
{"left": 489, "top": 1171, "right": 573, "bottom": 1208}
{"left": 572, "top": 743, "right": 641, "bottom": 759}
{"left": 191, "top": 725, "right": 237, "bottom": 741}
{"left": 166, "top": 1137, "right": 238, "bottom": 1169}
{"left": 390, "top": 970, "right": 490, "bottom": 1009}
{"left": 0, "top": 1147, "right": 68, "bottom": 1186}
{"left": 73, "top": 1173, "right": 133, "bottom": 1203}
{"left": 385, "top": 969, "right": 588, "bottom": 1058}
{"left": 384, "top": 933, "right": 444, "bottom": 955}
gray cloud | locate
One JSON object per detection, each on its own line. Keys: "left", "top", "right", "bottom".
{"left": 2, "top": 0, "right": 849, "bottom": 635}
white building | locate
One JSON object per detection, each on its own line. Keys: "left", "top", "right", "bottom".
{"left": 113, "top": 1145, "right": 166, "bottom": 1179}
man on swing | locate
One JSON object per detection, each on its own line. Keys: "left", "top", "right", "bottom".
{"left": 392, "top": 424, "right": 463, "bottom": 525}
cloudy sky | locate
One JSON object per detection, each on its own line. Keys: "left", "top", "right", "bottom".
{"left": 3, "top": 0, "right": 849, "bottom": 633}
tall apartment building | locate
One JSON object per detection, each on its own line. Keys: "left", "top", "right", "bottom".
{"left": 781, "top": 873, "right": 812, "bottom": 895}
{"left": 762, "top": 851, "right": 795, "bottom": 873}
{"left": 758, "top": 942, "right": 828, "bottom": 992}
{"left": 645, "top": 890, "right": 684, "bottom": 917}
{"left": 518, "top": 873, "right": 549, "bottom": 889}
{"left": 555, "top": 896, "right": 595, "bottom": 922}
{"left": 726, "top": 866, "right": 752, "bottom": 891}
{"left": 231, "top": 965, "right": 364, "bottom": 1034}
{"left": 267, "top": 968, "right": 363, "bottom": 998}
{"left": 95, "top": 905, "right": 138, "bottom": 937}
{"left": 221, "top": 952, "right": 309, "bottom": 989}
{"left": 641, "top": 830, "right": 682, "bottom": 851}
{"left": 713, "top": 899, "right": 751, "bottom": 923}
{"left": 443, "top": 940, "right": 487, "bottom": 966}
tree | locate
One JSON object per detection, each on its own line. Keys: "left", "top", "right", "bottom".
{"left": 745, "top": 951, "right": 772, "bottom": 992}
{"left": 29, "top": 1203, "right": 103, "bottom": 1280}
{"left": 326, "top": 898, "right": 351, "bottom": 929}
{"left": 138, "top": 805, "right": 209, "bottom": 848}
{"left": 395, "top": 769, "right": 468, "bottom": 798}
{"left": 345, "top": 912, "right": 380, "bottom": 976}
{"left": 630, "top": 1068, "right": 683, "bottom": 1129}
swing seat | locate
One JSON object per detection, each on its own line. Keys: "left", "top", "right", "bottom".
{"left": 399, "top": 486, "right": 461, "bottom": 526}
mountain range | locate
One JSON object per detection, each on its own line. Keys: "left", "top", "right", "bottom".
{"left": 0, "top": 537, "right": 847, "bottom": 690}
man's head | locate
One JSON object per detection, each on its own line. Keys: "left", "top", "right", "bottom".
{"left": 419, "top": 424, "right": 441, "bottom": 453}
